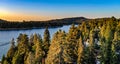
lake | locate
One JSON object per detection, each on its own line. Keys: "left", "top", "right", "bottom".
{"left": 0, "top": 25, "right": 72, "bottom": 60}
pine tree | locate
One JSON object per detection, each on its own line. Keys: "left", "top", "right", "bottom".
{"left": 46, "top": 30, "right": 68, "bottom": 64}
{"left": 35, "top": 36, "right": 45, "bottom": 64}
{"left": 17, "top": 34, "right": 29, "bottom": 54}
{"left": 6, "top": 38, "right": 16, "bottom": 63}
{"left": 111, "top": 25, "right": 120, "bottom": 64}
{"left": 79, "top": 30, "right": 96, "bottom": 64}
{"left": 100, "top": 24, "right": 114, "bottom": 64}
{"left": 43, "top": 27, "right": 50, "bottom": 57}
{"left": 15, "top": 34, "right": 30, "bottom": 64}
{"left": 33, "top": 33, "right": 38, "bottom": 45}
{"left": 26, "top": 52, "right": 35, "bottom": 64}
{"left": 29, "top": 34, "right": 34, "bottom": 47}
{"left": 12, "top": 51, "right": 24, "bottom": 64}
{"left": 88, "top": 30, "right": 96, "bottom": 64}
{"left": 77, "top": 36, "right": 84, "bottom": 64}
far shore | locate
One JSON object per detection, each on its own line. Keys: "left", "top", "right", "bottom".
{"left": 0, "top": 26, "right": 63, "bottom": 31}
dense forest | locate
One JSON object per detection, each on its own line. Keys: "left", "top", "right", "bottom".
{"left": 0, "top": 17, "right": 87, "bottom": 30}
{"left": 1, "top": 16, "right": 120, "bottom": 64}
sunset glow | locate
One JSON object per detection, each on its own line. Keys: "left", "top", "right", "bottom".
{"left": 0, "top": 0, "right": 120, "bottom": 21}
{"left": 0, "top": 9, "right": 51, "bottom": 21}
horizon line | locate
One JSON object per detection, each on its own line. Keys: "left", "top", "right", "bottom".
{"left": 0, "top": 16, "right": 118, "bottom": 22}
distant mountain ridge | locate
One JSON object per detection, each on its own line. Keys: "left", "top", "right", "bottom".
{"left": 46, "top": 17, "right": 88, "bottom": 24}
{"left": 47, "top": 17, "right": 88, "bottom": 22}
{"left": 0, "top": 17, "right": 88, "bottom": 22}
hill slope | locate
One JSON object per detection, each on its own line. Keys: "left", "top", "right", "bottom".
{"left": 0, "top": 17, "right": 88, "bottom": 30}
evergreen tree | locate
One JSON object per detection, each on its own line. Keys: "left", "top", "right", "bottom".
{"left": 46, "top": 30, "right": 68, "bottom": 64}
{"left": 100, "top": 24, "right": 114, "bottom": 64}
{"left": 26, "top": 52, "right": 35, "bottom": 64}
{"left": 6, "top": 38, "right": 16, "bottom": 63}
{"left": 35, "top": 36, "right": 45, "bottom": 64}
{"left": 7, "top": 38, "right": 16, "bottom": 58}
{"left": 29, "top": 34, "right": 34, "bottom": 47}
{"left": 12, "top": 51, "right": 24, "bottom": 64}
{"left": 79, "top": 30, "right": 96, "bottom": 64}
{"left": 65, "top": 24, "right": 81, "bottom": 63}
{"left": 43, "top": 27, "right": 50, "bottom": 57}
{"left": 15, "top": 34, "right": 30, "bottom": 64}
{"left": 77, "top": 36, "right": 84, "bottom": 64}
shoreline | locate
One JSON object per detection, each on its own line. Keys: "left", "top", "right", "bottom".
{"left": 0, "top": 26, "right": 63, "bottom": 31}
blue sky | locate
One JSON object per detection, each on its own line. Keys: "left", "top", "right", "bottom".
{"left": 0, "top": 0, "right": 120, "bottom": 21}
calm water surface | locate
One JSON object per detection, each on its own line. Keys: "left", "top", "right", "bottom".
{"left": 0, "top": 25, "right": 71, "bottom": 60}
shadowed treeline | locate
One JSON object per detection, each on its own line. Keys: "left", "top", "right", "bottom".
{"left": 0, "top": 17, "right": 87, "bottom": 30}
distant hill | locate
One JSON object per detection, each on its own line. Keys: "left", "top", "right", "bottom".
{"left": 0, "top": 17, "right": 88, "bottom": 30}
{"left": 0, "top": 17, "right": 88, "bottom": 23}
{"left": 46, "top": 17, "right": 88, "bottom": 24}
{"left": 26, "top": 17, "right": 88, "bottom": 24}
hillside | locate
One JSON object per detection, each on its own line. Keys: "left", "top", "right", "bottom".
{"left": 46, "top": 17, "right": 88, "bottom": 24}
{"left": 0, "top": 17, "right": 88, "bottom": 30}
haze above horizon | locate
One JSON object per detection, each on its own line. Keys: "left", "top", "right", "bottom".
{"left": 0, "top": 0, "right": 120, "bottom": 21}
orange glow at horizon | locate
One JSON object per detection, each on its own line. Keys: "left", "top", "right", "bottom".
{"left": 0, "top": 9, "right": 52, "bottom": 21}
{"left": 0, "top": 14, "right": 52, "bottom": 21}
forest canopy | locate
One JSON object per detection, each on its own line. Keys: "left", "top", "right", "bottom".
{"left": 1, "top": 16, "right": 120, "bottom": 64}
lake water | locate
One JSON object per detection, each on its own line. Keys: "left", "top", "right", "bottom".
{"left": 0, "top": 25, "right": 71, "bottom": 60}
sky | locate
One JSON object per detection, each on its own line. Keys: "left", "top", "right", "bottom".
{"left": 0, "top": 0, "right": 120, "bottom": 21}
